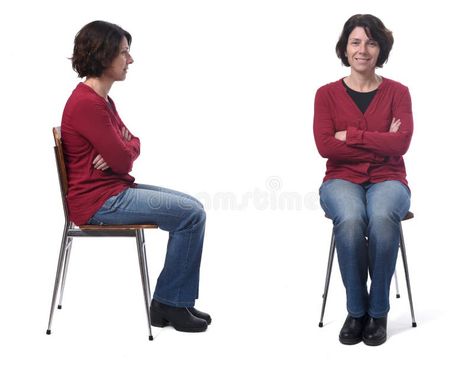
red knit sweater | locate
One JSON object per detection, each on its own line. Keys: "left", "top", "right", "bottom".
{"left": 313, "top": 77, "right": 413, "bottom": 186}
{"left": 61, "top": 83, "right": 140, "bottom": 225}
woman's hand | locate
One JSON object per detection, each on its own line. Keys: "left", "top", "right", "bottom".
{"left": 335, "top": 130, "right": 347, "bottom": 141}
{"left": 121, "top": 126, "right": 132, "bottom": 141}
{"left": 389, "top": 118, "right": 401, "bottom": 133}
{"left": 93, "top": 154, "right": 110, "bottom": 171}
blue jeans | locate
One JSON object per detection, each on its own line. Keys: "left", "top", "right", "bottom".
{"left": 88, "top": 184, "right": 206, "bottom": 308}
{"left": 319, "top": 179, "right": 410, "bottom": 318}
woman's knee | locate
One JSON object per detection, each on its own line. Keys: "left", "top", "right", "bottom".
{"left": 192, "top": 205, "right": 206, "bottom": 224}
{"left": 369, "top": 207, "right": 403, "bottom": 226}
{"left": 184, "top": 203, "right": 206, "bottom": 228}
{"left": 336, "top": 214, "right": 366, "bottom": 233}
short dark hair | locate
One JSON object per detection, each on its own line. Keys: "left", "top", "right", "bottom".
{"left": 335, "top": 14, "right": 393, "bottom": 68}
{"left": 71, "top": 20, "right": 132, "bottom": 78}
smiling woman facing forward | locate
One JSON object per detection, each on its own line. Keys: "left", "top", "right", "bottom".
{"left": 313, "top": 14, "right": 413, "bottom": 346}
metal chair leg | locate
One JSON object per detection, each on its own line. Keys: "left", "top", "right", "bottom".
{"left": 319, "top": 229, "right": 336, "bottom": 327}
{"left": 57, "top": 237, "right": 73, "bottom": 309}
{"left": 394, "top": 270, "right": 401, "bottom": 298}
{"left": 399, "top": 224, "right": 417, "bottom": 327}
{"left": 46, "top": 224, "right": 69, "bottom": 334}
{"left": 136, "top": 229, "right": 154, "bottom": 341}
{"left": 319, "top": 222, "right": 416, "bottom": 328}
{"left": 140, "top": 230, "right": 152, "bottom": 301}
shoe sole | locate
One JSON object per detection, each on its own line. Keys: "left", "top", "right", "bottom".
{"left": 339, "top": 336, "right": 362, "bottom": 345}
{"left": 151, "top": 319, "right": 207, "bottom": 333}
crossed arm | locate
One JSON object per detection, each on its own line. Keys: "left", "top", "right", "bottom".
{"left": 74, "top": 100, "right": 140, "bottom": 174}
{"left": 93, "top": 126, "right": 134, "bottom": 171}
{"left": 314, "top": 87, "right": 413, "bottom": 161}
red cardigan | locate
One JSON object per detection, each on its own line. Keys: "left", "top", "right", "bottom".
{"left": 313, "top": 77, "right": 413, "bottom": 186}
{"left": 61, "top": 83, "right": 140, "bottom": 225}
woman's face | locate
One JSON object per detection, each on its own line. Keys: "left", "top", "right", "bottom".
{"left": 103, "top": 36, "right": 134, "bottom": 81}
{"left": 345, "top": 26, "right": 380, "bottom": 74}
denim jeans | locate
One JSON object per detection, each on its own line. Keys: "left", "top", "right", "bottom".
{"left": 88, "top": 184, "right": 206, "bottom": 308}
{"left": 319, "top": 179, "right": 410, "bottom": 318}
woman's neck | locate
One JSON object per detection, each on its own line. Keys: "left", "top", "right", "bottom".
{"left": 345, "top": 72, "right": 381, "bottom": 92}
{"left": 83, "top": 77, "right": 113, "bottom": 100}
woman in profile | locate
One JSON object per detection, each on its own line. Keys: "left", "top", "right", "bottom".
{"left": 61, "top": 20, "right": 211, "bottom": 333}
{"left": 313, "top": 14, "right": 413, "bottom": 346}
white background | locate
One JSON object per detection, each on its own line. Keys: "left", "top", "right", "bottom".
{"left": 1, "top": 0, "right": 472, "bottom": 383}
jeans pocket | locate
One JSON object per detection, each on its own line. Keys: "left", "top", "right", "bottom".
{"left": 101, "top": 195, "right": 119, "bottom": 210}
{"left": 100, "top": 189, "right": 130, "bottom": 212}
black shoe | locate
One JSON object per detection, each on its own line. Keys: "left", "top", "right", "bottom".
{"left": 363, "top": 316, "right": 387, "bottom": 346}
{"left": 339, "top": 314, "right": 368, "bottom": 345}
{"left": 150, "top": 300, "right": 207, "bottom": 333}
{"left": 188, "top": 307, "right": 212, "bottom": 325}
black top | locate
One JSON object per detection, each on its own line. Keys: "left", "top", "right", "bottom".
{"left": 342, "top": 79, "right": 378, "bottom": 113}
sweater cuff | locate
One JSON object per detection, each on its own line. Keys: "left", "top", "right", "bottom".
{"left": 127, "top": 138, "right": 141, "bottom": 160}
{"left": 346, "top": 126, "right": 364, "bottom": 145}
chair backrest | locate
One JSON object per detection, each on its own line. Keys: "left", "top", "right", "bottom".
{"left": 52, "top": 127, "right": 70, "bottom": 222}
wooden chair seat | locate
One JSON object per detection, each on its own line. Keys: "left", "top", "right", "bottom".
{"left": 325, "top": 211, "right": 414, "bottom": 221}
{"left": 79, "top": 224, "right": 158, "bottom": 231}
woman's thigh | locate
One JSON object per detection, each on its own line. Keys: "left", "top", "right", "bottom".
{"left": 366, "top": 181, "right": 410, "bottom": 220}
{"left": 89, "top": 185, "right": 204, "bottom": 232}
{"left": 319, "top": 179, "right": 367, "bottom": 221}
{"left": 136, "top": 184, "right": 203, "bottom": 208}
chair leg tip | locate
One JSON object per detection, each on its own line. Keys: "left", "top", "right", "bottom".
{"left": 57, "top": 305, "right": 62, "bottom": 309}
{"left": 318, "top": 322, "right": 323, "bottom": 328}
{"left": 396, "top": 294, "right": 401, "bottom": 298}
{"left": 412, "top": 322, "right": 417, "bottom": 327}
{"left": 148, "top": 336, "right": 154, "bottom": 341}
{"left": 46, "top": 330, "right": 51, "bottom": 335}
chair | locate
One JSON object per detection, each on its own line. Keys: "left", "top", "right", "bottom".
{"left": 46, "top": 127, "right": 158, "bottom": 341}
{"left": 318, "top": 211, "right": 417, "bottom": 328}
